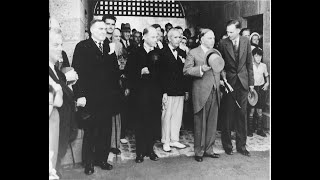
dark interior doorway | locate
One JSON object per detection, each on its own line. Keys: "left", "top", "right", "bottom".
{"left": 245, "top": 14, "right": 263, "bottom": 48}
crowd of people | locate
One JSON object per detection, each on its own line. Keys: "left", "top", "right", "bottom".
{"left": 49, "top": 13, "right": 269, "bottom": 179}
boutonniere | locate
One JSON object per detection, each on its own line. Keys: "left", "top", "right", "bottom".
{"left": 179, "top": 55, "right": 185, "bottom": 63}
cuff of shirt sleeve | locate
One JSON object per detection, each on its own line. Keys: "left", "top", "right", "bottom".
{"left": 200, "top": 66, "right": 204, "bottom": 76}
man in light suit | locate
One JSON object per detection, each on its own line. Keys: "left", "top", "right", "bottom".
{"left": 218, "top": 19, "right": 254, "bottom": 157}
{"left": 72, "top": 19, "right": 121, "bottom": 175}
{"left": 183, "top": 28, "right": 221, "bottom": 162}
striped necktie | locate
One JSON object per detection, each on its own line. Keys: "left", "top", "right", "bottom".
{"left": 98, "top": 42, "right": 103, "bottom": 53}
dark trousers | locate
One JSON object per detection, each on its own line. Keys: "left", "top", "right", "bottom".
{"left": 194, "top": 88, "right": 218, "bottom": 156}
{"left": 135, "top": 87, "right": 162, "bottom": 156}
{"left": 221, "top": 78, "right": 248, "bottom": 150}
{"left": 82, "top": 108, "right": 112, "bottom": 164}
{"left": 120, "top": 97, "right": 129, "bottom": 139}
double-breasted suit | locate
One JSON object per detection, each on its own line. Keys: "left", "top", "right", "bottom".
{"left": 72, "top": 37, "right": 121, "bottom": 164}
{"left": 218, "top": 36, "right": 254, "bottom": 151}
{"left": 183, "top": 45, "right": 222, "bottom": 156}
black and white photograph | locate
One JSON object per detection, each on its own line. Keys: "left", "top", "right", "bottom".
{"left": 49, "top": 0, "right": 270, "bottom": 179}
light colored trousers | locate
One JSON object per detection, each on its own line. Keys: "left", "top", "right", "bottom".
{"left": 111, "top": 113, "right": 121, "bottom": 148}
{"left": 161, "top": 96, "right": 184, "bottom": 144}
{"left": 49, "top": 108, "right": 60, "bottom": 170}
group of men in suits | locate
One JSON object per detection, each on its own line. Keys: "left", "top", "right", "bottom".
{"left": 50, "top": 15, "right": 254, "bottom": 176}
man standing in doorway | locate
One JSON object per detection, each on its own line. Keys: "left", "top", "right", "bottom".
{"left": 219, "top": 19, "right": 254, "bottom": 157}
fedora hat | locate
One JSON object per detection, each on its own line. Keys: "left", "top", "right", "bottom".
{"left": 248, "top": 89, "right": 258, "bottom": 106}
{"left": 121, "top": 23, "right": 131, "bottom": 32}
{"left": 205, "top": 48, "right": 225, "bottom": 73}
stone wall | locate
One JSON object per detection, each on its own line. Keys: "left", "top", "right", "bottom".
{"left": 49, "top": 0, "right": 89, "bottom": 65}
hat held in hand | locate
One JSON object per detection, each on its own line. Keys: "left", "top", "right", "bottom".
{"left": 205, "top": 48, "right": 225, "bottom": 73}
{"left": 248, "top": 89, "right": 258, "bottom": 106}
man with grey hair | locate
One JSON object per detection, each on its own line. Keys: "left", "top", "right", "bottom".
{"left": 126, "top": 26, "right": 161, "bottom": 163}
{"left": 159, "top": 28, "right": 188, "bottom": 152}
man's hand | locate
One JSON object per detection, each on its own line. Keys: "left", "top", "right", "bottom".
{"left": 262, "top": 83, "right": 269, "bottom": 91}
{"left": 249, "top": 86, "right": 254, "bottom": 92}
{"left": 124, "top": 88, "right": 130, "bottom": 96}
{"left": 220, "top": 80, "right": 225, "bottom": 86}
{"left": 185, "top": 92, "right": 189, "bottom": 101}
{"left": 77, "top": 97, "right": 86, "bottom": 107}
{"left": 65, "top": 69, "right": 78, "bottom": 82}
{"left": 141, "top": 67, "right": 150, "bottom": 75}
{"left": 201, "top": 64, "right": 211, "bottom": 72}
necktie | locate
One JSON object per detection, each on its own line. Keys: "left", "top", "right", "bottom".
{"left": 98, "top": 42, "right": 103, "bottom": 53}
{"left": 233, "top": 40, "right": 238, "bottom": 51}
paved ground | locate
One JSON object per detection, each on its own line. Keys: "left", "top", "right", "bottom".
{"left": 60, "top": 130, "right": 270, "bottom": 179}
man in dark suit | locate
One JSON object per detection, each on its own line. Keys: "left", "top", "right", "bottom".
{"left": 49, "top": 26, "right": 77, "bottom": 176}
{"left": 159, "top": 28, "right": 188, "bottom": 152}
{"left": 72, "top": 19, "right": 121, "bottom": 175}
{"left": 126, "top": 26, "right": 161, "bottom": 163}
{"left": 219, "top": 19, "right": 254, "bottom": 157}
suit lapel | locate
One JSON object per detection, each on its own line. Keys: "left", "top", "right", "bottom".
{"left": 225, "top": 39, "right": 235, "bottom": 61}
{"left": 239, "top": 36, "right": 245, "bottom": 60}
{"left": 49, "top": 66, "right": 59, "bottom": 82}
{"left": 89, "top": 38, "right": 103, "bottom": 56}
{"left": 197, "top": 46, "right": 205, "bottom": 62}
{"left": 237, "top": 36, "right": 247, "bottom": 71}
{"left": 165, "top": 46, "right": 178, "bottom": 62}
{"left": 197, "top": 46, "right": 217, "bottom": 88}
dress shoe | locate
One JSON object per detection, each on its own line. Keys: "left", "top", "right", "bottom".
{"left": 95, "top": 161, "right": 113, "bottom": 170}
{"left": 149, "top": 152, "right": 160, "bottom": 161}
{"left": 135, "top": 154, "right": 144, "bottom": 163}
{"left": 169, "top": 141, "right": 186, "bottom": 149}
{"left": 203, "top": 153, "right": 220, "bottom": 158}
{"left": 163, "top": 143, "right": 172, "bottom": 152}
{"left": 225, "top": 148, "right": 233, "bottom": 155}
{"left": 111, "top": 148, "right": 121, "bottom": 155}
{"left": 194, "top": 156, "right": 203, "bottom": 162}
{"left": 84, "top": 163, "right": 94, "bottom": 175}
{"left": 237, "top": 148, "right": 251, "bottom": 157}
{"left": 247, "top": 131, "right": 253, "bottom": 137}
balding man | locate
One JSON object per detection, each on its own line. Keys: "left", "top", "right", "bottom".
{"left": 183, "top": 28, "right": 222, "bottom": 162}
{"left": 72, "top": 19, "right": 120, "bottom": 175}
{"left": 126, "top": 26, "right": 161, "bottom": 163}
{"left": 159, "top": 28, "right": 188, "bottom": 152}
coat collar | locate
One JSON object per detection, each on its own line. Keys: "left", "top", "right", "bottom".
{"left": 224, "top": 36, "right": 246, "bottom": 62}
